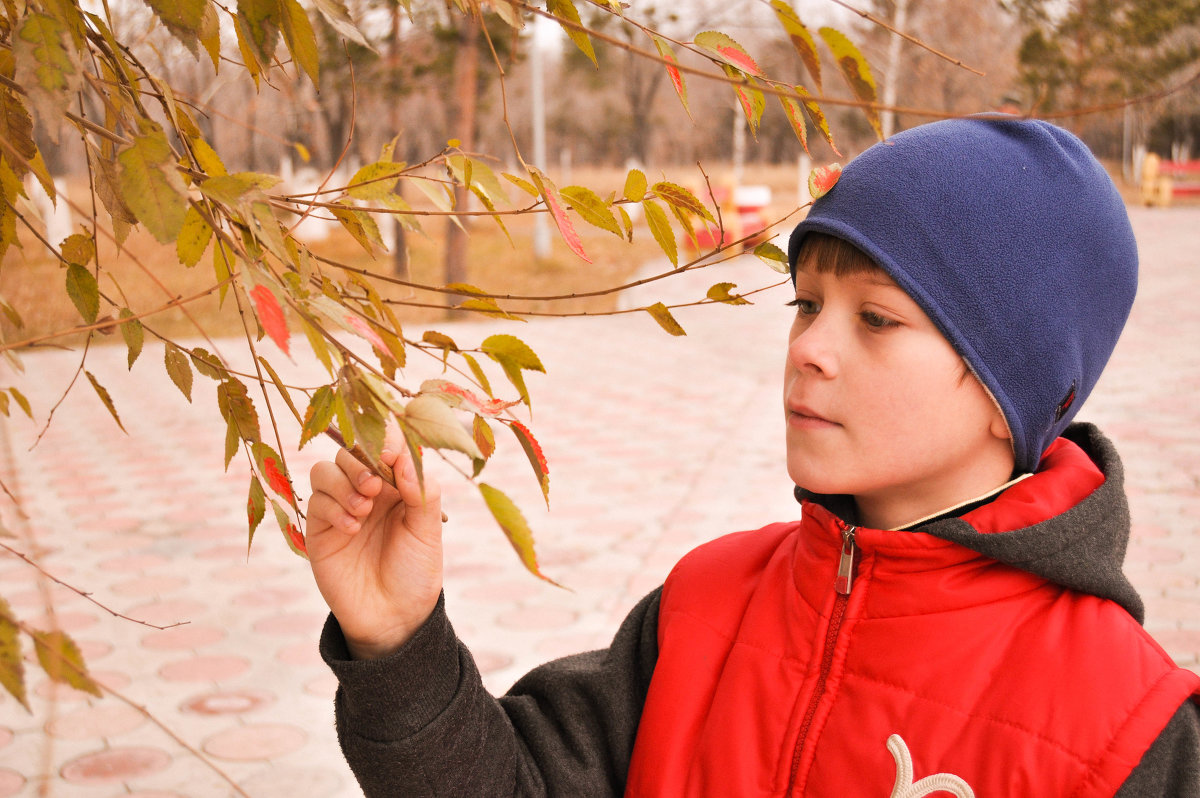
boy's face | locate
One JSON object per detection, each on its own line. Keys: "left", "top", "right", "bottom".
{"left": 784, "top": 262, "right": 1014, "bottom": 529}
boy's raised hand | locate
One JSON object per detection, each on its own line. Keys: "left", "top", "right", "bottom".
{"left": 306, "top": 436, "right": 443, "bottom": 661}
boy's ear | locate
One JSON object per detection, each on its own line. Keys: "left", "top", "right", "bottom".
{"left": 989, "top": 411, "right": 1012, "bottom": 442}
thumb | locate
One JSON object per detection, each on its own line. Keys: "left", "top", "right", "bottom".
{"left": 384, "top": 445, "right": 443, "bottom": 530}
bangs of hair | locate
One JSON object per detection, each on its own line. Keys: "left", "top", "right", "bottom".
{"left": 794, "top": 232, "right": 882, "bottom": 278}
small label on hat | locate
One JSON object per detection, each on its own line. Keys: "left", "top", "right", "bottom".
{"left": 1055, "top": 380, "right": 1077, "bottom": 421}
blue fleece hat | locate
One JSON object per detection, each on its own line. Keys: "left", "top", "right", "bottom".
{"left": 788, "top": 117, "right": 1138, "bottom": 474}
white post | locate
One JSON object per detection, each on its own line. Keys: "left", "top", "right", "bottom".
{"left": 881, "top": 0, "right": 910, "bottom": 139}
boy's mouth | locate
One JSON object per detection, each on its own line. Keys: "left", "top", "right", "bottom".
{"left": 787, "top": 403, "right": 840, "bottom": 428}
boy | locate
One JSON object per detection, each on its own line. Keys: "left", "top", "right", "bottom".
{"left": 307, "top": 118, "right": 1200, "bottom": 796}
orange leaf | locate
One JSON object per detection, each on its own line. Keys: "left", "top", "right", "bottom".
{"left": 808, "top": 163, "right": 842, "bottom": 200}
{"left": 250, "top": 284, "right": 290, "bottom": 356}
{"left": 531, "top": 169, "right": 589, "bottom": 263}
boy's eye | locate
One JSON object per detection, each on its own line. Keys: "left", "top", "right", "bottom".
{"left": 860, "top": 310, "right": 898, "bottom": 330}
{"left": 787, "top": 298, "right": 820, "bottom": 315}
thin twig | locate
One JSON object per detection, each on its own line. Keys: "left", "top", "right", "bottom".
{"left": 821, "top": 0, "right": 985, "bottom": 76}
{"left": 0, "top": 542, "right": 187, "bottom": 630}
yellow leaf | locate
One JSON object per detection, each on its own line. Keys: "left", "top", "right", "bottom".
{"left": 85, "top": 371, "right": 126, "bottom": 432}
{"left": 547, "top": 0, "right": 596, "bottom": 66}
{"left": 118, "top": 130, "right": 188, "bottom": 243}
{"left": 819, "top": 26, "right": 882, "bottom": 140}
{"left": 645, "top": 302, "right": 686, "bottom": 336}
{"left": 13, "top": 13, "right": 82, "bottom": 145}
{"left": 281, "top": 0, "right": 320, "bottom": 85}
{"left": 177, "top": 205, "right": 213, "bottom": 267}
{"left": 479, "top": 483, "right": 559, "bottom": 585}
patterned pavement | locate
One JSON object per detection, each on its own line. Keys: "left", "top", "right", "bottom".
{"left": 0, "top": 205, "right": 1197, "bottom": 796}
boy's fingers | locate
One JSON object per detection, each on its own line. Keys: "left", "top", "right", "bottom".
{"left": 307, "top": 492, "right": 362, "bottom": 534}
{"left": 333, "top": 448, "right": 385, "bottom": 496}
{"left": 310, "top": 460, "right": 374, "bottom": 517}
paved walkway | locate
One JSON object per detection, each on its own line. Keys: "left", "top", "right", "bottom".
{"left": 0, "top": 206, "right": 1197, "bottom": 796}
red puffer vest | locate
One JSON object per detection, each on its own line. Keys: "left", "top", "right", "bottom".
{"left": 626, "top": 440, "right": 1200, "bottom": 797}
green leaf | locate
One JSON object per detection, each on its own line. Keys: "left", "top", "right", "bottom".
{"left": 403, "top": 394, "right": 483, "bottom": 459}
{"left": 118, "top": 130, "right": 189, "bottom": 243}
{"left": 707, "top": 282, "right": 750, "bottom": 306}
{"left": 643, "top": 198, "right": 677, "bottom": 267}
{"left": 503, "top": 172, "right": 540, "bottom": 198}
{"left": 281, "top": 0, "right": 319, "bottom": 85}
{"left": 177, "top": 205, "right": 213, "bottom": 267}
{"left": 32, "top": 630, "right": 102, "bottom": 697}
{"left": 461, "top": 352, "right": 493, "bottom": 397}
{"left": 145, "top": 0, "right": 207, "bottom": 53}
{"left": 217, "top": 378, "right": 260, "bottom": 443}
{"left": 313, "top": 0, "right": 370, "bottom": 47}
{"left": 819, "top": 26, "right": 882, "bottom": 139}
{"left": 623, "top": 169, "right": 647, "bottom": 203}
{"left": 651, "top": 181, "right": 716, "bottom": 225}
{"left": 300, "top": 385, "right": 336, "bottom": 447}
{"left": 13, "top": 14, "right": 82, "bottom": 145}
{"left": 236, "top": 0, "right": 282, "bottom": 71}
{"left": 115, "top": 309, "right": 142, "bottom": 370}
{"left": 60, "top": 233, "right": 95, "bottom": 267}
{"left": 65, "top": 264, "right": 99, "bottom": 324}
{"left": 197, "top": 173, "right": 260, "bottom": 206}
{"left": 478, "top": 483, "right": 558, "bottom": 584}
{"left": 547, "top": 0, "right": 596, "bottom": 66}
{"left": 85, "top": 371, "right": 126, "bottom": 432}
{"left": 0, "top": 598, "right": 28, "bottom": 711}
{"left": 164, "top": 343, "right": 194, "bottom": 402}
{"left": 301, "top": 316, "right": 335, "bottom": 375}
{"left": 645, "top": 302, "right": 686, "bottom": 336}
{"left": 771, "top": 0, "right": 822, "bottom": 90}
{"left": 347, "top": 161, "right": 406, "bottom": 201}
{"left": 330, "top": 205, "right": 384, "bottom": 256}
{"left": 257, "top": 355, "right": 302, "bottom": 425}
{"left": 190, "top": 347, "right": 228, "bottom": 380}
{"left": 693, "top": 31, "right": 762, "bottom": 76}
{"left": 224, "top": 417, "right": 240, "bottom": 470}
{"left": 447, "top": 155, "right": 508, "bottom": 207}
{"left": 560, "top": 185, "right": 622, "bottom": 237}
{"left": 247, "top": 475, "right": 266, "bottom": 550}
{"left": 754, "top": 241, "right": 790, "bottom": 274}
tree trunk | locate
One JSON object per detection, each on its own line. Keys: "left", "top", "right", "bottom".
{"left": 390, "top": 4, "right": 409, "bottom": 280}
{"left": 443, "top": 15, "right": 481, "bottom": 299}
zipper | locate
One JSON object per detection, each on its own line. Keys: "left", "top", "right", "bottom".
{"left": 785, "top": 525, "right": 858, "bottom": 796}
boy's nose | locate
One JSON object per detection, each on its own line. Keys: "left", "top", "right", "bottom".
{"left": 787, "top": 318, "right": 840, "bottom": 378}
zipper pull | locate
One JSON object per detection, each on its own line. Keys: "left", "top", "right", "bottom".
{"left": 835, "top": 526, "right": 858, "bottom": 595}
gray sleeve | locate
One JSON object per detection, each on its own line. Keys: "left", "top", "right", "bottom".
{"left": 1115, "top": 700, "right": 1200, "bottom": 798}
{"left": 320, "top": 589, "right": 661, "bottom": 798}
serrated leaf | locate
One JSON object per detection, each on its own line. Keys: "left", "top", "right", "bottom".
{"left": 560, "top": 185, "right": 622, "bottom": 237}
{"left": 779, "top": 93, "right": 810, "bottom": 154}
{"left": 33, "top": 629, "right": 101, "bottom": 697}
{"left": 273, "top": 501, "right": 308, "bottom": 558}
{"left": 224, "top": 418, "right": 240, "bottom": 470}
{"left": 199, "top": 2, "right": 222, "bottom": 69}
{"left": 118, "top": 130, "right": 188, "bottom": 243}
{"left": 236, "top": 0, "right": 282, "bottom": 70}
{"left": 164, "top": 343, "right": 194, "bottom": 402}
{"left": 479, "top": 483, "right": 557, "bottom": 584}
{"left": 623, "top": 169, "right": 647, "bottom": 203}
{"left": 707, "top": 282, "right": 750, "bottom": 306}
{"left": 461, "top": 352, "right": 492, "bottom": 396}
{"left": 330, "top": 205, "right": 384, "bottom": 256}
{"left": 403, "top": 394, "right": 483, "bottom": 459}
{"left": 253, "top": 441, "right": 295, "bottom": 505}
{"left": 458, "top": 297, "right": 525, "bottom": 321}
{"left": 754, "top": 241, "right": 790, "bottom": 274}
{"left": 794, "top": 85, "right": 839, "bottom": 156}
{"left": 300, "top": 385, "right": 336, "bottom": 447}
{"left": 643, "top": 198, "right": 677, "bottom": 267}
{"left": 481, "top": 334, "right": 544, "bottom": 371}
{"left": 60, "top": 233, "right": 95, "bottom": 267}
{"left": 819, "top": 26, "right": 881, "bottom": 139}
{"left": 65, "top": 264, "right": 99, "bottom": 323}
{"left": 313, "top": 0, "right": 370, "bottom": 47}
{"left": 190, "top": 347, "right": 228, "bottom": 380}
{"left": 809, "top": 163, "right": 842, "bottom": 200}
{"left": 85, "top": 371, "right": 125, "bottom": 432}
{"left": 347, "top": 161, "right": 405, "bottom": 201}
{"left": 418, "top": 379, "right": 519, "bottom": 418}
{"left": 198, "top": 173, "right": 259, "bottom": 206}
{"left": 503, "top": 172, "right": 540, "bottom": 198}
{"left": 547, "top": 0, "right": 596, "bottom": 66}
{"left": 247, "top": 475, "right": 266, "bottom": 549}
{"left": 509, "top": 420, "right": 550, "bottom": 506}
{"left": 250, "top": 284, "right": 290, "bottom": 356}
{"left": 301, "top": 316, "right": 335, "bottom": 375}
{"left": 473, "top": 415, "right": 495, "bottom": 460}
{"left": 13, "top": 14, "right": 82, "bottom": 145}
{"left": 491, "top": 0, "right": 524, "bottom": 29}
{"left": 651, "top": 35, "right": 690, "bottom": 118}
{"left": 145, "top": 0, "right": 206, "bottom": 53}
{"left": 529, "top": 169, "right": 589, "bottom": 263}
{"left": 447, "top": 155, "right": 508, "bottom": 207}
{"left": 177, "top": 205, "right": 213, "bottom": 267}
{"left": 694, "top": 30, "right": 762, "bottom": 76}
{"left": 723, "top": 64, "right": 765, "bottom": 135}
{"left": 0, "top": 599, "right": 28, "bottom": 710}
{"left": 189, "top": 136, "right": 227, "bottom": 177}
{"left": 281, "top": 0, "right": 319, "bottom": 84}
{"left": 218, "top": 378, "right": 260, "bottom": 443}
{"left": 257, "top": 355, "right": 302, "bottom": 424}
{"left": 422, "top": 330, "right": 459, "bottom": 353}
{"left": 645, "top": 302, "right": 686, "bottom": 336}
{"left": 771, "top": 0, "right": 821, "bottom": 90}
{"left": 651, "top": 181, "right": 716, "bottom": 225}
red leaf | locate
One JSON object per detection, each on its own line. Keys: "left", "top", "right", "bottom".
{"left": 285, "top": 523, "right": 307, "bottom": 555}
{"left": 719, "top": 45, "right": 761, "bottom": 76}
{"left": 530, "top": 169, "right": 590, "bottom": 263}
{"left": 510, "top": 420, "right": 550, "bottom": 506}
{"left": 419, "top": 379, "right": 519, "bottom": 418}
{"left": 346, "top": 314, "right": 388, "bottom": 353}
{"left": 250, "top": 284, "right": 290, "bottom": 355}
{"left": 263, "top": 456, "right": 293, "bottom": 503}
{"left": 808, "top": 163, "right": 842, "bottom": 200}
